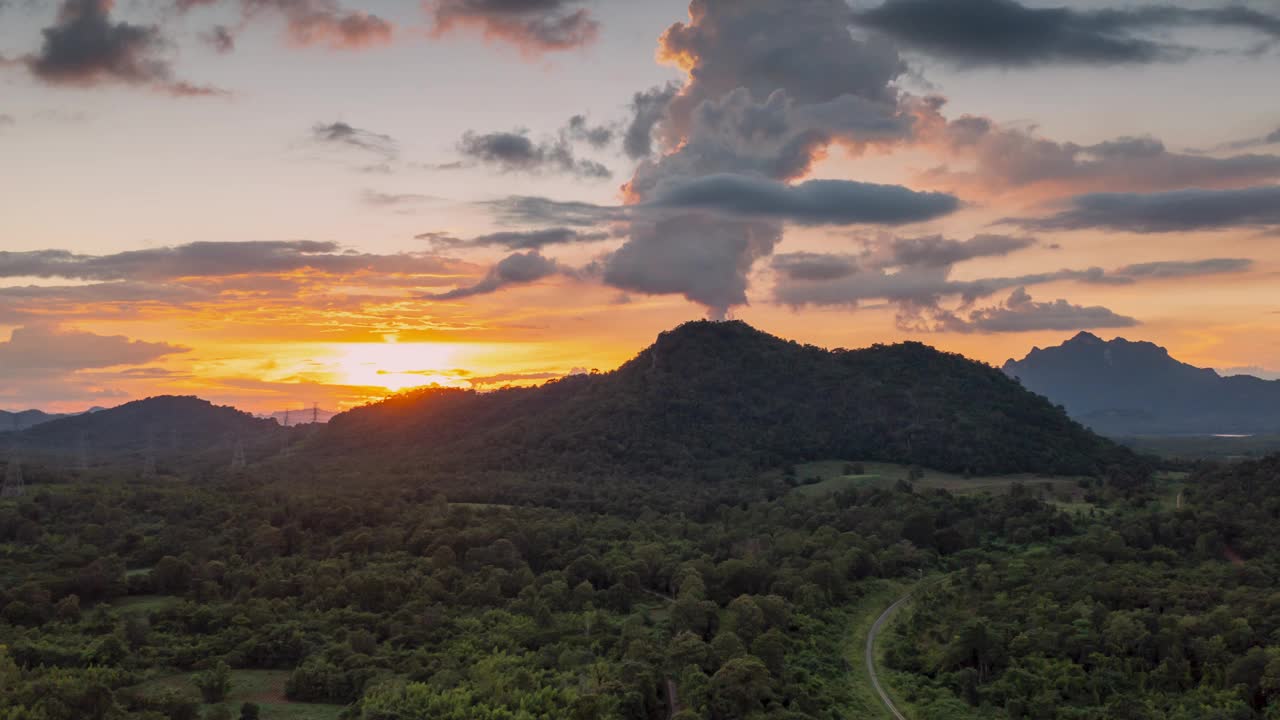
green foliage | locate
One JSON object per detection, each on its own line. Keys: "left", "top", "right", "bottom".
{"left": 888, "top": 455, "right": 1280, "bottom": 719}
{"left": 193, "top": 662, "right": 232, "bottom": 704}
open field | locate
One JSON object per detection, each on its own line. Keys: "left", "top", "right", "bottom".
{"left": 132, "top": 669, "right": 344, "bottom": 720}
{"left": 784, "top": 460, "right": 1093, "bottom": 506}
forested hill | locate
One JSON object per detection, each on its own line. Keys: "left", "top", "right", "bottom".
{"left": 13, "top": 396, "right": 278, "bottom": 463}
{"left": 0, "top": 409, "right": 65, "bottom": 432}
{"left": 1003, "top": 331, "right": 1280, "bottom": 436}
{"left": 323, "top": 321, "right": 1139, "bottom": 478}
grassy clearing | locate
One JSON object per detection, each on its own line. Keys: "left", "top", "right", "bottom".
{"left": 840, "top": 578, "right": 910, "bottom": 720}
{"left": 133, "top": 669, "right": 345, "bottom": 720}
{"left": 788, "top": 460, "right": 1093, "bottom": 505}
{"left": 112, "top": 595, "right": 179, "bottom": 614}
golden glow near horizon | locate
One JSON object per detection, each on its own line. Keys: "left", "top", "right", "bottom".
{"left": 1, "top": 3, "right": 1278, "bottom": 414}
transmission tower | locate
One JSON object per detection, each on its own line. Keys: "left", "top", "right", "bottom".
{"left": 312, "top": 403, "right": 318, "bottom": 425}
{"left": 230, "top": 437, "right": 247, "bottom": 472}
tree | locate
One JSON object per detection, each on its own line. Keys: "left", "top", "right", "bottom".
{"left": 239, "top": 702, "right": 260, "bottom": 720}
{"left": 194, "top": 661, "right": 232, "bottom": 704}
{"left": 709, "top": 656, "right": 771, "bottom": 720}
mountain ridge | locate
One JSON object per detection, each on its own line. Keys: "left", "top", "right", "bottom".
{"left": 319, "top": 320, "right": 1139, "bottom": 479}
{"left": 1003, "top": 332, "right": 1280, "bottom": 436}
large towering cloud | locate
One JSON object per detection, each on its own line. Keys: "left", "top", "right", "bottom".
{"left": 427, "top": 0, "right": 598, "bottom": 54}
{"left": 26, "top": 0, "right": 220, "bottom": 95}
{"left": 854, "top": 0, "right": 1280, "bottom": 67}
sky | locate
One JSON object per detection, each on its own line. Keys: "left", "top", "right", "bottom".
{"left": 1, "top": 0, "right": 1279, "bottom": 413}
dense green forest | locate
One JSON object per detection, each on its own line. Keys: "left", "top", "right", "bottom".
{"left": 1, "top": 451, "right": 1100, "bottom": 720}
{"left": 884, "top": 455, "right": 1280, "bottom": 719}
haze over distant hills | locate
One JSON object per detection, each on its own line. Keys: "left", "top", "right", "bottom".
{"left": 1003, "top": 332, "right": 1280, "bottom": 437}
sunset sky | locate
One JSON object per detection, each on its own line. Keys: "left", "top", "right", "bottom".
{"left": 2, "top": 0, "right": 1279, "bottom": 413}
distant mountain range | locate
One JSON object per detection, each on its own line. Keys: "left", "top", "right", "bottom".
{"left": 1003, "top": 332, "right": 1280, "bottom": 437}
{"left": 0, "top": 407, "right": 105, "bottom": 432}
{"left": 320, "top": 321, "right": 1136, "bottom": 478}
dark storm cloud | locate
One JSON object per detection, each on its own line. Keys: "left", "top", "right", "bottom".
{"left": 624, "top": 83, "right": 678, "bottom": 159}
{"left": 176, "top": 0, "right": 393, "bottom": 51}
{"left": 312, "top": 121, "right": 398, "bottom": 159}
{"left": 426, "top": 251, "right": 569, "bottom": 300}
{"left": 1011, "top": 185, "right": 1280, "bottom": 233}
{"left": 457, "top": 130, "right": 611, "bottom": 179}
{"left": 647, "top": 174, "right": 960, "bottom": 226}
{"left": 418, "top": 227, "right": 611, "bottom": 251}
{"left": 25, "top": 0, "right": 221, "bottom": 95}
{"left": 938, "top": 288, "right": 1139, "bottom": 334}
{"left": 853, "top": 0, "right": 1280, "bottom": 67}
{"left": 427, "top": 0, "right": 598, "bottom": 54}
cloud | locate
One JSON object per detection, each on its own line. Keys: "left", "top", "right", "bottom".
{"left": 1206, "top": 126, "right": 1280, "bottom": 153}
{"left": 1010, "top": 185, "right": 1280, "bottom": 233}
{"left": 647, "top": 174, "right": 960, "bottom": 226}
{"left": 920, "top": 109, "right": 1280, "bottom": 197}
{"left": 854, "top": 0, "right": 1280, "bottom": 67}
{"left": 0, "top": 324, "right": 189, "bottom": 375}
{"left": 938, "top": 288, "right": 1139, "bottom": 334}
{"left": 418, "top": 227, "right": 610, "bottom": 250}
{"left": 202, "top": 25, "right": 235, "bottom": 53}
{"left": 24, "top": 0, "right": 222, "bottom": 96}
{"left": 0, "top": 113, "right": 13, "bottom": 127}
{"left": 427, "top": 251, "right": 570, "bottom": 300}
{"left": 603, "top": 213, "right": 782, "bottom": 318}
{"left": 0, "top": 241, "right": 467, "bottom": 282}
{"left": 361, "top": 189, "right": 438, "bottom": 208}
{"left": 624, "top": 83, "right": 678, "bottom": 159}
{"left": 427, "top": 0, "right": 598, "bottom": 54}
{"left": 482, "top": 195, "right": 628, "bottom": 227}
{"left": 770, "top": 252, "right": 860, "bottom": 282}
{"left": 312, "top": 121, "right": 398, "bottom": 159}
{"left": 564, "top": 114, "right": 613, "bottom": 149}
{"left": 881, "top": 234, "right": 1036, "bottom": 267}
{"left": 1110, "top": 258, "right": 1253, "bottom": 280}
{"left": 468, "top": 370, "right": 562, "bottom": 387}
{"left": 177, "top": 0, "right": 393, "bottom": 51}
{"left": 456, "top": 129, "right": 611, "bottom": 179}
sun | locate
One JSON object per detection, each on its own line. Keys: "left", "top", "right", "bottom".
{"left": 330, "top": 342, "right": 472, "bottom": 392}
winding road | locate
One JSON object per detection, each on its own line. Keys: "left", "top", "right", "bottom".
{"left": 865, "top": 588, "right": 913, "bottom": 720}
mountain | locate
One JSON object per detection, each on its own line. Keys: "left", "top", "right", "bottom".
{"left": 0, "top": 409, "right": 66, "bottom": 432}
{"left": 1003, "top": 332, "right": 1280, "bottom": 436}
{"left": 320, "top": 321, "right": 1138, "bottom": 478}
{"left": 13, "top": 396, "right": 281, "bottom": 469}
